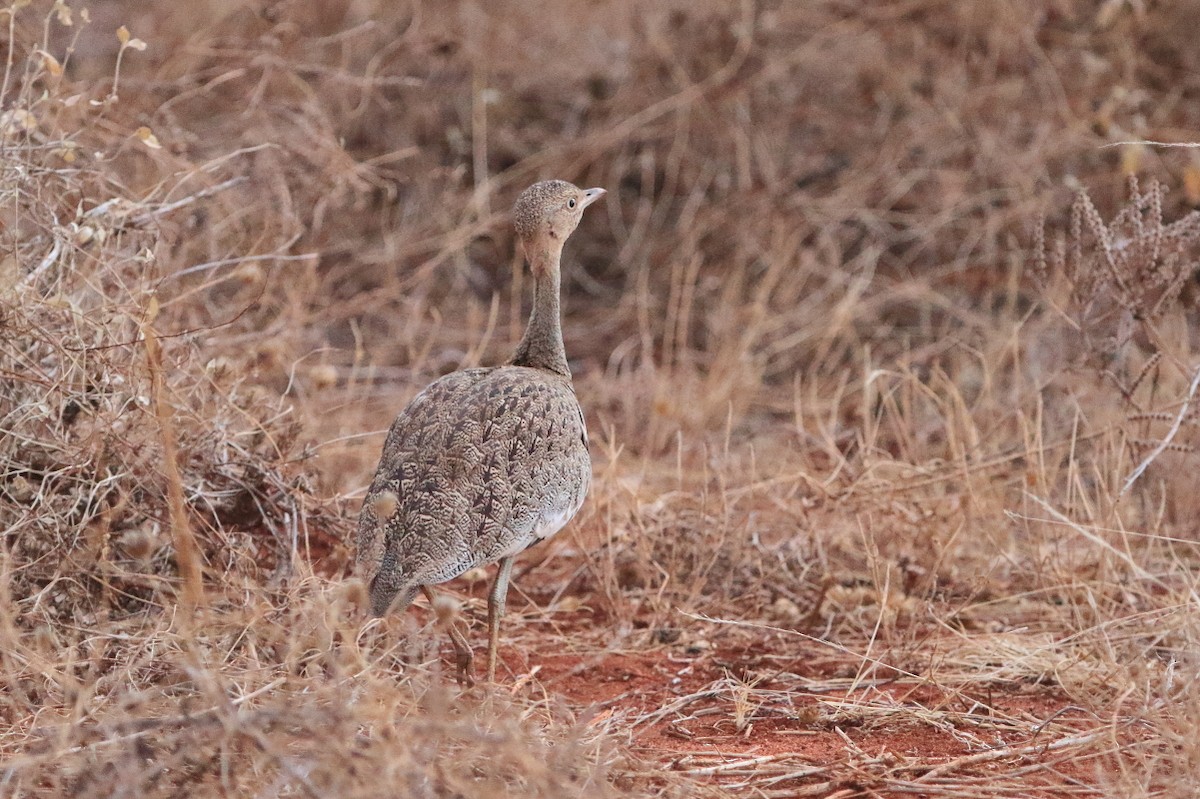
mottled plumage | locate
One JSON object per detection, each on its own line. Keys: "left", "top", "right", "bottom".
{"left": 357, "top": 367, "right": 589, "bottom": 610}
{"left": 357, "top": 179, "right": 605, "bottom": 684}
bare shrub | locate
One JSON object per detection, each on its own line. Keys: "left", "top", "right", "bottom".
{"left": 0, "top": 8, "right": 347, "bottom": 620}
{"left": 1035, "top": 177, "right": 1200, "bottom": 370}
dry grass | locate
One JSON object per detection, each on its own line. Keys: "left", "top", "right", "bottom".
{"left": 2, "top": 0, "right": 1200, "bottom": 796}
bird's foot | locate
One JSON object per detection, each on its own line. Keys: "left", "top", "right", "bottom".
{"left": 455, "top": 649, "right": 476, "bottom": 688}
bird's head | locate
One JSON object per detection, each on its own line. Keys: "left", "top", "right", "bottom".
{"left": 513, "top": 180, "right": 605, "bottom": 267}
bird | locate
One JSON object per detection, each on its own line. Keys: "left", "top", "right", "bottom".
{"left": 357, "top": 179, "right": 604, "bottom": 685}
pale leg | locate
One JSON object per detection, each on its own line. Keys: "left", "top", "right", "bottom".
{"left": 422, "top": 586, "right": 474, "bottom": 687}
{"left": 486, "top": 556, "right": 515, "bottom": 682}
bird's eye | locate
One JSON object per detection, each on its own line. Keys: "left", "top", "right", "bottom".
{"left": 568, "top": 198, "right": 577, "bottom": 209}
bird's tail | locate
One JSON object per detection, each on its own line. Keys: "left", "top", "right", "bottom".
{"left": 367, "top": 571, "right": 418, "bottom": 618}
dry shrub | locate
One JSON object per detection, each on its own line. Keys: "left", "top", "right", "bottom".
{"left": 0, "top": 45, "right": 346, "bottom": 628}
{"left": 1029, "top": 178, "right": 1200, "bottom": 523}
{"left": 1035, "top": 177, "right": 1200, "bottom": 371}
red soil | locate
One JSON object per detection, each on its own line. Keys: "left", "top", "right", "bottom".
{"left": 406, "top": 613, "right": 1104, "bottom": 798}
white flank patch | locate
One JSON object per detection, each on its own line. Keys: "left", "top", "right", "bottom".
{"left": 496, "top": 500, "right": 581, "bottom": 559}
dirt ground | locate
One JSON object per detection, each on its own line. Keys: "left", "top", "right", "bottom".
{"left": 397, "top": 560, "right": 1110, "bottom": 797}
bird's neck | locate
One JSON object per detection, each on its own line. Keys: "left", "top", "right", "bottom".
{"left": 510, "top": 243, "right": 571, "bottom": 377}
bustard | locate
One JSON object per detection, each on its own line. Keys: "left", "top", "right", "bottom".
{"left": 357, "top": 180, "right": 604, "bottom": 684}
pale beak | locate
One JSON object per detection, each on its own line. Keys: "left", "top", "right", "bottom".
{"left": 581, "top": 187, "right": 606, "bottom": 209}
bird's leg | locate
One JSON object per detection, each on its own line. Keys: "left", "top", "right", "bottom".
{"left": 421, "top": 586, "right": 475, "bottom": 687}
{"left": 486, "top": 556, "right": 515, "bottom": 682}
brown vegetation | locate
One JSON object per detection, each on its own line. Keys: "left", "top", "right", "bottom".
{"left": 2, "top": 1, "right": 1200, "bottom": 796}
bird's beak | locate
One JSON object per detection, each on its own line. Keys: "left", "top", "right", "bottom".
{"left": 581, "top": 187, "right": 606, "bottom": 209}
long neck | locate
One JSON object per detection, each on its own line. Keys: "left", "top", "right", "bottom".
{"left": 510, "top": 243, "right": 571, "bottom": 377}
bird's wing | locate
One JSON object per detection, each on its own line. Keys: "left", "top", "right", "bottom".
{"left": 357, "top": 367, "right": 589, "bottom": 587}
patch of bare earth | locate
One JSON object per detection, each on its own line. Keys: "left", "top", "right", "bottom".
{"left": 406, "top": 570, "right": 1117, "bottom": 798}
